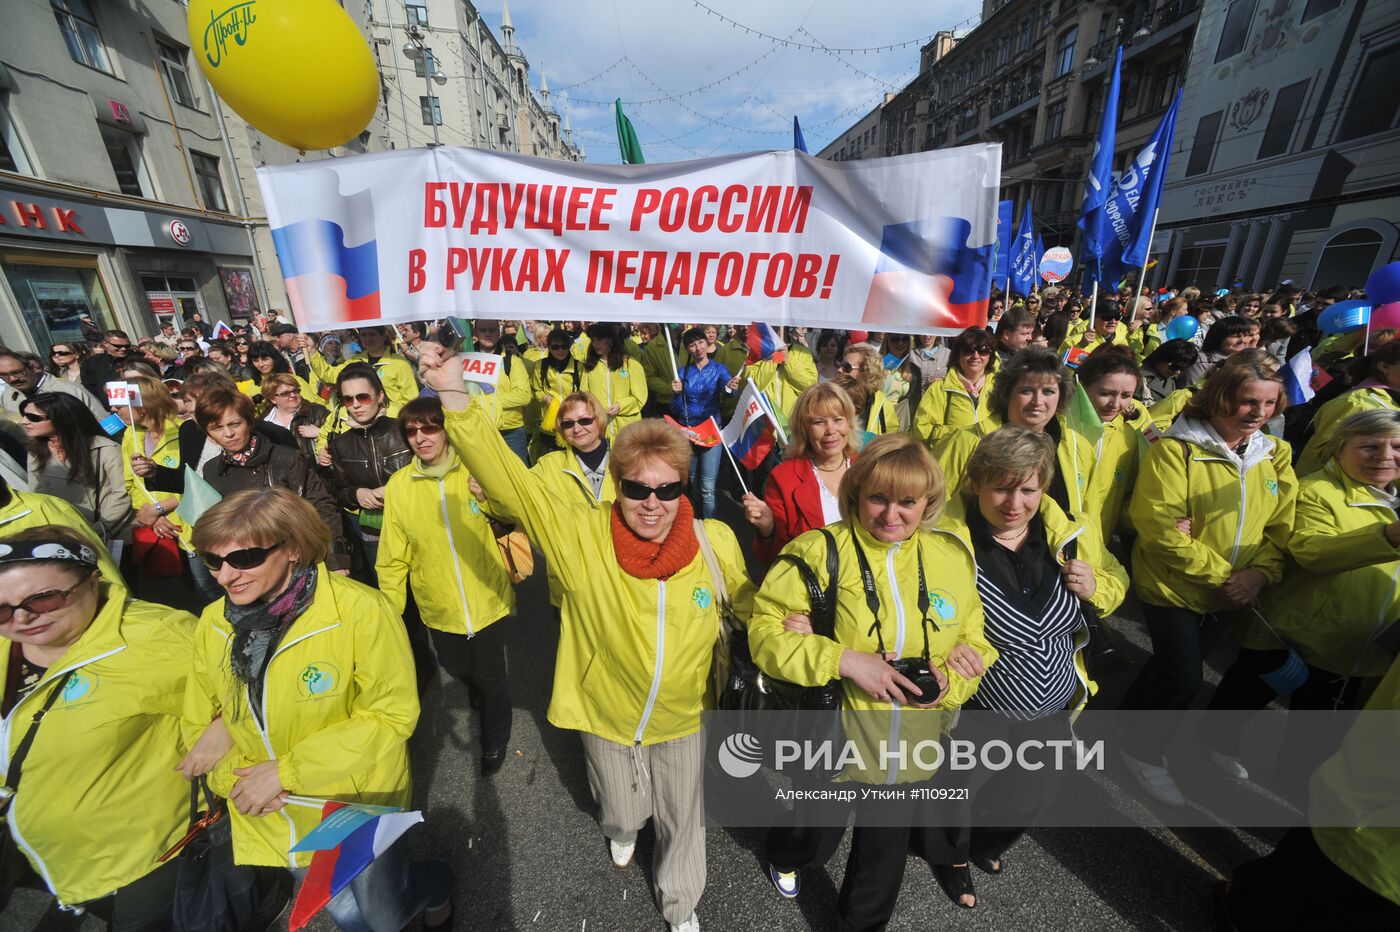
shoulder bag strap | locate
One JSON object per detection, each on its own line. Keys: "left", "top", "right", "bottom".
{"left": 693, "top": 520, "right": 735, "bottom": 637}
{"left": 814, "top": 528, "right": 840, "bottom": 639}
{"left": 4, "top": 669, "right": 75, "bottom": 796}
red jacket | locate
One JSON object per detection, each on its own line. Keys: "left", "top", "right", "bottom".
{"left": 755, "top": 457, "right": 837, "bottom": 564}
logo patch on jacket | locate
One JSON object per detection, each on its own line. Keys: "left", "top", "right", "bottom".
{"left": 468, "top": 499, "right": 482, "bottom": 516}
{"left": 692, "top": 586, "right": 713, "bottom": 610}
{"left": 59, "top": 672, "right": 99, "bottom": 706}
{"left": 928, "top": 590, "right": 957, "bottom": 622}
{"left": 1265, "top": 479, "right": 1279, "bottom": 496}
{"left": 298, "top": 662, "right": 340, "bottom": 699}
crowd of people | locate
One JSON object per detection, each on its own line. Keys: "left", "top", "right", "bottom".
{"left": 0, "top": 276, "right": 1396, "bottom": 932}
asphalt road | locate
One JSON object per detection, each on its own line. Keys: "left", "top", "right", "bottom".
{"left": 2, "top": 493, "right": 1269, "bottom": 931}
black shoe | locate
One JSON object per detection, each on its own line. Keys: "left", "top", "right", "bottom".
{"left": 482, "top": 748, "right": 508, "bottom": 777}
{"left": 970, "top": 853, "right": 1003, "bottom": 875}
{"left": 252, "top": 868, "right": 295, "bottom": 932}
{"left": 932, "top": 863, "right": 977, "bottom": 909}
{"left": 424, "top": 899, "right": 454, "bottom": 930}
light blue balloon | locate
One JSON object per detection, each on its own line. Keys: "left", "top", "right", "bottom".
{"left": 1163, "top": 316, "right": 1199, "bottom": 342}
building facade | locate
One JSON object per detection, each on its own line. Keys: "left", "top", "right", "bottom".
{"left": 1155, "top": 0, "right": 1400, "bottom": 292}
{"left": 0, "top": 1, "right": 580, "bottom": 354}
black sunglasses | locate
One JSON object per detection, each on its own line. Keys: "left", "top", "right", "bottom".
{"left": 179, "top": 345, "right": 198, "bottom": 351}
{"left": 340, "top": 392, "right": 378, "bottom": 406}
{"left": 559, "top": 416, "right": 595, "bottom": 430}
{"left": 0, "top": 569, "right": 95, "bottom": 625}
{"left": 838, "top": 362, "right": 863, "bottom": 373}
{"left": 404, "top": 423, "right": 443, "bottom": 437}
{"left": 619, "top": 478, "right": 685, "bottom": 502}
{"left": 548, "top": 342, "right": 571, "bottom": 350}
{"left": 199, "top": 542, "right": 284, "bottom": 572}
{"left": 21, "top": 410, "right": 49, "bottom": 423}
{"left": 107, "top": 343, "right": 131, "bottom": 352}
{"left": 50, "top": 348, "right": 74, "bottom": 357}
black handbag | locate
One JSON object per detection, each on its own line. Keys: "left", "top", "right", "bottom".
{"left": 168, "top": 777, "right": 282, "bottom": 932}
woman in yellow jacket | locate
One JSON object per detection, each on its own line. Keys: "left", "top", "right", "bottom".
{"left": 525, "top": 392, "right": 618, "bottom": 607}
{"left": 833, "top": 342, "right": 898, "bottom": 440}
{"left": 580, "top": 322, "right": 648, "bottom": 439}
{"left": 0, "top": 525, "right": 197, "bottom": 918}
{"left": 0, "top": 478, "right": 123, "bottom": 584}
{"left": 419, "top": 343, "right": 753, "bottom": 932}
{"left": 913, "top": 327, "right": 999, "bottom": 445}
{"left": 936, "top": 428, "right": 1127, "bottom": 899}
{"left": 745, "top": 335, "right": 818, "bottom": 422}
{"left": 748, "top": 433, "right": 997, "bottom": 923}
{"left": 118, "top": 375, "right": 193, "bottom": 578}
{"left": 184, "top": 488, "right": 454, "bottom": 930}
{"left": 1295, "top": 341, "right": 1400, "bottom": 476}
{"left": 377, "top": 397, "right": 517, "bottom": 776}
{"left": 935, "top": 347, "right": 1098, "bottom": 523}
{"left": 1077, "top": 345, "right": 1149, "bottom": 540}
{"left": 1120, "top": 359, "right": 1297, "bottom": 806}
{"left": 528, "top": 327, "right": 586, "bottom": 460}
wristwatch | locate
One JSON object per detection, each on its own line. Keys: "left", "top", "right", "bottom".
{"left": 152, "top": 501, "right": 167, "bottom": 517}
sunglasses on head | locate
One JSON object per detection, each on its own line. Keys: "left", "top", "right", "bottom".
{"left": 619, "top": 478, "right": 685, "bottom": 502}
{"left": 404, "top": 423, "right": 443, "bottom": 437}
{"left": 0, "top": 569, "right": 95, "bottom": 625}
{"left": 199, "top": 542, "right": 283, "bottom": 572}
{"left": 340, "top": 392, "right": 377, "bottom": 406}
{"left": 559, "top": 416, "right": 595, "bottom": 430}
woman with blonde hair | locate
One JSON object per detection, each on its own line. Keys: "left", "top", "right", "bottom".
{"left": 418, "top": 344, "right": 753, "bottom": 932}
{"left": 119, "top": 375, "right": 191, "bottom": 580}
{"left": 260, "top": 372, "right": 329, "bottom": 460}
{"left": 834, "top": 342, "right": 897, "bottom": 438}
{"left": 743, "top": 382, "right": 860, "bottom": 563}
{"left": 749, "top": 432, "right": 996, "bottom": 922}
{"left": 185, "top": 488, "right": 454, "bottom": 930}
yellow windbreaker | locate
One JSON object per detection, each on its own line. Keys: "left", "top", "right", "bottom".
{"left": 2, "top": 587, "right": 194, "bottom": 905}
{"left": 0, "top": 488, "right": 123, "bottom": 585}
{"left": 526, "top": 447, "right": 618, "bottom": 607}
{"left": 471, "top": 352, "right": 532, "bottom": 432}
{"left": 1128, "top": 417, "right": 1297, "bottom": 614}
{"left": 746, "top": 344, "right": 818, "bottom": 420}
{"left": 1310, "top": 654, "right": 1400, "bottom": 906}
{"left": 445, "top": 404, "right": 755, "bottom": 746}
{"left": 935, "top": 417, "right": 1098, "bottom": 521}
{"left": 580, "top": 359, "right": 648, "bottom": 438}
{"left": 376, "top": 453, "right": 515, "bottom": 636}
{"left": 747, "top": 519, "right": 996, "bottom": 783}
{"left": 1085, "top": 403, "right": 1148, "bottom": 540}
{"left": 913, "top": 366, "right": 998, "bottom": 445}
{"left": 1296, "top": 387, "right": 1398, "bottom": 476}
{"left": 1256, "top": 462, "right": 1400, "bottom": 676}
{"left": 306, "top": 349, "right": 420, "bottom": 409}
{"left": 121, "top": 417, "right": 190, "bottom": 549}
{"left": 182, "top": 569, "right": 418, "bottom": 868}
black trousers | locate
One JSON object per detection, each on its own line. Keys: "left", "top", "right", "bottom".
{"left": 1227, "top": 827, "right": 1400, "bottom": 930}
{"left": 766, "top": 780, "right": 964, "bottom": 932}
{"left": 429, "top": 623, "right": 512, "bottom": 754}
{"left": 80, "top": 859, "right": 179, "bottom": 932}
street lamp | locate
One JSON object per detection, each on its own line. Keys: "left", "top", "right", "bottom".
{"left": 404, "top": 27, "right": 448, "bottom": 147}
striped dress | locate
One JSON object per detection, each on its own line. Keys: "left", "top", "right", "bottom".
{"left": 973, "top": 568, "right": 1083, "bottom": 720}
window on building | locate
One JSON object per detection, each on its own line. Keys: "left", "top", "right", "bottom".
{"left": 1176, "top": 242, "right": 1228, "bottom": 290}
{"left": 1055, "top": 27, "right": 1077, "bottom": 77}
{"left": 100, "top": 125, "right": 148, "bottom": 197}
{"left": 1018, "top": 19, "right": 1032, "bottom": 52}
{"left": 421, "top": 96, "right": 442, "bottom": 125}
{"left": 52, "top": 0, "right": 111, "bottom": 72}
{"left": 1215, "top": 0, "right": 1259, "bottom": 63}
{"left": 1336, "top": 44, "right": 1400, "bottom": 142}
{"left": 191, "top": 152, "right": 227, "bottom": 212}
{"left": 1257, "top": 79, "right": 1308, "bottom": 158}
{"left": 1043, "top": 100, "right": 1065, "bottom": 141}
{"left": 1149, "top": 61, "right": 1183, "bottom": 110}
{"left": 156, "top": 39, "right": 198, "bottom": 108}
{"left": 414, "top": 48, "right": 436, "bottom": 78}
{"left": 1, "top": 97, "right": 32, "bottom": 174}
{"left": 405, "top": 2, "right": 428, "bottom": 26}
{"left": 1122, "top": 68, "right": 1141, "bottom": 110}
{"left": 1313, "top": 227, "right": 1384, "bottom": 290}
{"left": 1184, "top": 112, "right": 1224, "bottom": 177}
{"left": 3, "top": 258, "right": 118, "bottom": 347}
{"left": 1301, "top": 0, "right": 1343, "bottom": 21}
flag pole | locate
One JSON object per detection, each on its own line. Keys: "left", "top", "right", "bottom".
{"left": 710, "top": 416, "right": 749, "bottom": 496}
{"left": 1138, "top": 207, "right": 1161, "bottom": 297}
{"left": 662, "top": 325, "right": 679, "bottom": 381}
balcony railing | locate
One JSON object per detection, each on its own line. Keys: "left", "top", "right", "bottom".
{"left": 1084, "top": 0, "right": 1202, "bottom": 64}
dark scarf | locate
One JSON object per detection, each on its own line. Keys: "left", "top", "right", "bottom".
{"left": 222, "top": 431, "right": 262, "bottom": 468}
{"left": 576, "top": 439, "right": 609, "bottom": 472}
{"left": 225, "top": 566, "right": 318, "bottom": 712}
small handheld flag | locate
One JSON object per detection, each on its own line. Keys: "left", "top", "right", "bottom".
{"left": 746, "top": 323, "right": 786, "bottom": 365}
{"left": 721, "top": 382, "right": 779, "bottom": 470}
{"left": 663, "top": 415, "right": 722, "bottom": 448}
{"left": 211, "top": 320, "right": 235, "bottom": 340}
{"left": 176, "top": 467, "right": 224, "bottom": 526}
{"left": 288, "top": 802, "right": 423, "bottom": 931}
{"left": 1281, "top": 348, "right": 1318, "bottom": 406}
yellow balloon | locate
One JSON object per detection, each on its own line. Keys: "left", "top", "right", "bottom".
{"left": 187, "top": 0, "right": 378, "bottom": 151}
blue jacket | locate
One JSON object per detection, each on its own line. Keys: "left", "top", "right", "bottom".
{"left": 670, "top": 359, "right": 733, "bottom": 426}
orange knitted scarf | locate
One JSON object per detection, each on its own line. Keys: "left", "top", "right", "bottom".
{"left": 610, "top": 497, "right": 698, "bottom": 579}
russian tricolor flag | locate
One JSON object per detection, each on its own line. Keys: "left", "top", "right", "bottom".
{"left": 288, "top": 801, "right": 423, "bottom": 930}
{"left": 746, "top": 322, "right": 786, "bottom": 365}
{"left": 721, "top": 382, "right": 778, "bottom": 469}
{"left": 1281, "top": 348, "right": 1319, "bottom": 406}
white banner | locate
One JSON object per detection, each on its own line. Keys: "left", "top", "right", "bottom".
{"left": 258, "top": 146, "right": 1001, "bottom": 336}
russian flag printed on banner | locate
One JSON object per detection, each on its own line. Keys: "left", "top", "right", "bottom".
{"left": 721, "top": 382, "right": 778, "bottom": 469}
{"left": 265, "top": 169, "right": 381, "bottom": 330}
{"left": 746, "top": 322, "right": 786, "bottom": 365}
{"left": 288, "top": 802, "right": 423, "bottom": 931}
{"left": 663, "top": 415, "right": 721, "bottom": 448}
{"left": 861, "top": 217, "right": 994, "bottom": 331}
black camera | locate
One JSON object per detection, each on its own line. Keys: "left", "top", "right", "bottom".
{"left": 889, "top": 657, "right": 941, "bottom": 705}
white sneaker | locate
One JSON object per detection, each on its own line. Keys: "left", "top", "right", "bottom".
{"left": 1207, "top": 749, "right": 1250, "bottom": 780}
{"left": 768, "top": 863, "right": 799, "bottom": 898}
{"left": 608, "top": 837, "right": 635, "bottom": 868}
{"left": 1119, "top": 750, "right": 1186, "bottom": 806}
{"left": 669, "top": 912, "right": 700, "bottom": 932}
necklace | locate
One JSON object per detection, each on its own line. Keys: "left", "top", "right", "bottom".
{"left": 814, "top": 458, "right": 846, "bottom": 473}
{"left": 991, "top": 525, "right": 1029, "bottom": 543}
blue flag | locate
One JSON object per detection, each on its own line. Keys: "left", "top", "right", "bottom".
{"left": 1118, "top": 89, "right": 1182, "bottom": 270}
{"left": 1035, "top": 234, "right": 1045, "bottom": 284}
{"left": 1010, "top": 204, "right": 1037, "bottom": 297}
{"left": 1078, "top": 46, "right": 1122, "bottom": 290}
{"left": 793, "top": 116, "right": 808, "bottom": 154}
{"left": 993, "top": 199, "right": 1014, "bottom": 282}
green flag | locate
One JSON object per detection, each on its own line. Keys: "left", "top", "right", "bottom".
{"left": 615, "top": 99, "right": 645, "bottom": 165}
{"left": 1065, "top": 382, "right": 1106, "bottom": 447}
{"left": 176, "top": 466, "right": 224, "bottom": 527}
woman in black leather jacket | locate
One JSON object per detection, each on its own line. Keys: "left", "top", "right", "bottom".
{"left": 326, "top": 363, "right": 413, "bottom": 582}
